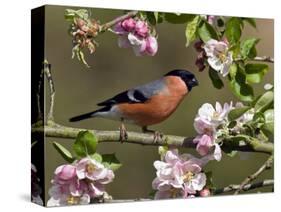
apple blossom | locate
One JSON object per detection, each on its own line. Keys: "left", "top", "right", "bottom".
{"left": 203, "top": 39, "right": 233, "bottom": 77}
{"left": 113, "top": 18, "right": 158, "bottom": 56}
{"left": 193, "top": 102, "right": 232, "bottom": 161}
{"left": 47, "top": 158, "right": 115, "bottom": 207}
{"left": 135, "top": 20, "right": 149, "bottom": 37}
{"left": 152, "top": 149, "right": 207, "bottom": 199}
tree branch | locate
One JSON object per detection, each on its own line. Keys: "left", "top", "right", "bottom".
{"left": 31, "top": 121, "right": 273, "bottom": 154}
{"left": 234, "top": 155, "right": 273, "bottom": 195}
{"left": 252, "top": 56, "right": 274, "bottom": 63}
{"left": 100, "top": 11, "right": 138, "bottom": 32}
{"left": 213, "top": 179, "right": 273, "bottom": 194}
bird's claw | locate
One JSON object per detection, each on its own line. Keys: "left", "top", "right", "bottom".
{"left": 119, "top": 123, "right": 128, "bottom": 142}
{"left": 153, "top": 131, "right": 163, "bottom": 143}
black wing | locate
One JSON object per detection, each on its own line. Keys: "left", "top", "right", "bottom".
{"left": 97, "top": 78, "right": 165, "bottom": 107}
{"left": 97, "top": 89, "right": 148, "bottom": 106}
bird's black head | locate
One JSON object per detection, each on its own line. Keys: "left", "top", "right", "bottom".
{"left": 164, "top": 69, "right": 199, "bottom": 91}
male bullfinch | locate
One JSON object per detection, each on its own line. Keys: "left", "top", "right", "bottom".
{"left": 70, "top": 69, "right": 199, "bottom": 141}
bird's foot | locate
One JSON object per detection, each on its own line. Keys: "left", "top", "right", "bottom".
{"left": 142, "top": 127, "right": 163, "bottom": 143}
{"left": 119, "top": 122, "right": 128, "bottom": 142}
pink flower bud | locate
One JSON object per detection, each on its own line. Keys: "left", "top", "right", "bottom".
{"left": 207, "top": 15, "right": 215, "bottom": 25}
{"left": 194, "top": 40, "right": 204, "bottom": 52}
{"left": 193, "top": 134, "right": 213, "bottom": 156}
{"left": 135, "top": 20, "right": 149, "bottom": 37}
{"left": 121, "top": 18, "right": 136, "bottom": 31}
{"left": 76, "top": 18, "right": 85, "bottom": 28}
{"left": 145, "top": 36, "right": 158, "bottom": 56}
{"left": 55, "top": 164, "right": 76, "bottom": 181}
{"left": 199, "top": 188, "right": 211, "bottom": 197}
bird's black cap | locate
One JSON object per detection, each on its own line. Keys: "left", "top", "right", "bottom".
{"left": 164, "top": 69, "right": 199, "bottom": 91}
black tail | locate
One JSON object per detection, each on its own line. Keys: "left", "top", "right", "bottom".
{"left": 69, "top": 111, "right": 97, "bottom": 122}
{"left": 69, "top": 106, "right": 111, "bottom": 122}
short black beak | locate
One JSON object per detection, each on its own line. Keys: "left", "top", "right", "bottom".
{"left": 192, "top": 78, "right": 199, "bottom": 86}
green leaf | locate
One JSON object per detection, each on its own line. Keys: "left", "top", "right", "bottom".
{"left": 254, "top": 91, "right": 274, "bottom": 113}
{"left": 243, "top": 18, "right": 257, "bottom": 28}
{"left": 261, "top": 109, "right": 274, "bottom": 142}
{"left": 102, "top": 153, "right": 122, "bottom": 171}
{"left": 245, "top": 63, "right": 268, "bottom": 83}
{"left": 185, "top": 15, "right": 200, "bottom": 46}
{"left": 53, "top": 142, "right": 75, "bottom": 163}
{"left": 73, "top": 131, "right": 98, "bottom": 157}
{"left": 226, "top": 150, "right": 238, "bottom": 157}
{"left": 228, "top": 106, "right": 251, "bottom": 121}
{"left": 148, "top": 190, "right": 157, "bottom": 198}
{"left": 90, "top": 153, "right": 103, "bottom": 163}
{"left": 65, "top": 9, "right": 89, "bottom": 21}
{"left": 225, "top": 17, "right": 242, "bottom": 44}
{"left": 230, "top": 67, "right": 254, "bottom": 102}
{"left": 158, "top": 146, "right": 168, "bottom": 160}
{"left": 198, "top": 21, "right": 218, "bottom": 42}
{"left": 205, "top": 171, "right": 215, "bottom": 188}
{"left": 146, "top": 12, "right": 157, "bottom": 25}
{"left": 229, "top": 63, "right": 238, "bottom": 80}
{"left": 208, "top": 67, "right": 224, "bottom": 89}
{"left": 165, "top": 13, "right": 194, "bottom": 24}
{"left": 240, "top": 38, "right": 260, "bottom": 59}
{"left": 228, "top": 120, "right": 237, "bottom": 128}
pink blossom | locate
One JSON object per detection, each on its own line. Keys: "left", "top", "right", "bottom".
{"left": 113, "top": 18, "right": 158, "bottom": 56}
{"left": 47, "top": 158, "right": 115, "bottom": 206}
{"left": 135, "top": 20, "right": 149, "bottom": 37}
{"left": 194, "top": 102, "right": 232, "bottom": 134}
{"left": 152, "top": 150, "right": 207, "bottom": 199}
{"left": 145, "top": 36, "right": 158, "bottom": 56}
{"left": 112, "top": 22, "right": 127, "bottom": 35}
{"left": 55, "top": 164, "right": 76, "bottom": 181}
{"left": 121, "top": 18, "right": 136, "bottom": 31}
{"left": 193, "top": 134, "right": 214, "bottom": 156}
{"left": 193, "top": 134, "right": 222, "bottom": 161}
{"left": 199, "top": 188, "right": 211, "bottom": 197}
{"left": 207, "top": 15, "right": 215, "bottom": 25}
{"left": 76, "top": 157, "right": 114, "bottom": 184}
{"left": 203, "top": 39, "right": 233, "bottom": 77}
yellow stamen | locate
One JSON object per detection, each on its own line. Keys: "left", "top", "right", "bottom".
{"left": 67, "top": 196, "right": 80, "bottom": 205}
{"left": 218, "top": 52, "right": 227, "bottom": 62}
{"left": 86, "top": 163, "right": 96, "bottom": 174}
{"left": 182, "top": 171, "right": 194, "bottom": 183}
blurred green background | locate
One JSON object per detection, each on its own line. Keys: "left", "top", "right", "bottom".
{"left": 43, "top": 5, "right": 274, "bottom": 202}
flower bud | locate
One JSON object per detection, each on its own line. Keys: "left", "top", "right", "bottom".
{"left": 199, "top": 188, "right": 211, "bottom": 197}
{"left": 121, "top": 18, "right": 136, "bottom": 31}
{"left": 135, "top": 20, "right": 149, "bottom": 37}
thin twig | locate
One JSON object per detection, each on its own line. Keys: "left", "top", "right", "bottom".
{"left": 43, "top": 60, "right": 56, "bottom": 122}
{"left": 252, "top": 56, "right": 274, "bottom": 63}
{"left": 103, "top": 180, "right": 274, "bottom": 202}
{"left": 214, "top": 179, "right": 274, "bottom": 194}
{"left": 36, "top": 66, "right": 44, "bottom": 121}
{"left": 104, "top": 198, "right": 151, "bottom": 203}
{"left": 234, "top": 155, "right": 273, "bottom": 195}
{"left": 100, "top": 11, "right": 138, "bottom": 32}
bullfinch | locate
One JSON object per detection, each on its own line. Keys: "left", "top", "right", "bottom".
{"left": 69, "top": 69, "right": 199, "bottom": 141}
